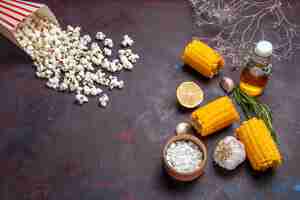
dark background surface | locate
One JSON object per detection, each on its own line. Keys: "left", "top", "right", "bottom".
{"left": 0, "top": 0, "right": 300, "bottom": 199}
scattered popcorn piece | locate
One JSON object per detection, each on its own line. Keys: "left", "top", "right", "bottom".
{"left": 99, "top": 94, "right": 109, "bottom": 107}
{"left": 81, "top": 34, "right": 92, "bottom": 45}
{"left": 101, "top": 58, "right": 111, "bottom": 70}
{"left": 76, "top": 86, "right": 83, "bottom": 93}
{"left": 90, "top": 87, "right": 103, "bottom": 96}
{"left": 91, "top": 42, "right": 101, "bottom": 52}
{"left": 59, "top": 82, "right": 68, "bottom": 91}
{"left": 123, "top": 49, "right": 133, "bottom": 57}
{"left": 121, "top": 35, "right": 134, "bottom": 47}
{"left": 118, "top": 49, "right": 126, "bottom": 55}
{"left": 104, "top": 38, "right": 113, "bottom": 48}
{"left": 109, "top": 76, "right": 125, "bottom": 89}
{"left": 128, "top": 54, "right": 140, "bottom": 63}
{"left": 110, "top": 59, "right": 123, "bottom": 72}
{"left": 95, "top": 32, "right": 106, "bottom": 40}
{"left": 46, "top": 77, "right": 59, "bottom": 89}
{"left": 83, "top": 85, "right": 92, "bottom": 96}
{"left": 69, "top": 81, "right": 79, "bottom": 92}
{"left": 103, "top": 48, "right": 112, "bottom": 56}
{"left": 120, "top": 55, "right": 134, "bottom": 70}
{"left": 75, "top": 93, "right": 89, "bottom": 105}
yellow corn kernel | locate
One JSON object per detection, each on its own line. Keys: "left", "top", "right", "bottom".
{"left": 182, "top": 39, "right": 225, "bottom": 78}
{"left": 235, "top": 118, "right": 282, "bottom": 171}
{"left": 191, "top": 96, "right": 240, "bottom": 136}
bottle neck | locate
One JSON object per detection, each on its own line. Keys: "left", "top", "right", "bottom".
{"left": 250, "top": 52, "right": 272, "bottom": 68}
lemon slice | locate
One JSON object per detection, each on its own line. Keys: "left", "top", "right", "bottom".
{"left": 176, "top": 81, "right": 204, "bottom": 108}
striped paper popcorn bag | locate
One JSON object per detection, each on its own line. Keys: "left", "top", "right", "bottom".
{"left": 0, "top": 0, "right": 58, "bottom": 47}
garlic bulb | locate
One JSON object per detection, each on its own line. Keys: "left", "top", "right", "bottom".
{"left": 220, "top": 77, "right": 235, "bottom": 93}
{"left": 176, "top": 122, "right": 193, "bottom": 135}
{"left": 213, "top": 136, "right": 246, "bottom": 170}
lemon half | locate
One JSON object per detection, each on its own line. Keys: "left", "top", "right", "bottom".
{"left": 176, "top": 81, "right": 204, "bottom": 109}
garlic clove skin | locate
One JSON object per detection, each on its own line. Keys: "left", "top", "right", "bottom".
{"left": 220, "top": 77, "right": 235, "bottom": 93}
{"left": 213, "top": 136, "right": 246, "bottom": 170}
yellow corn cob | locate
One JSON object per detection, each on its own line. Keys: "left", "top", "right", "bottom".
{"left": 191, "top": 96, "right": 239, "bottom": 136}
{"left": 235, "top": 118, "right": 282, "bottom": 171}
{"left": 182, "top": 39, "right": 225, "bottom": 78}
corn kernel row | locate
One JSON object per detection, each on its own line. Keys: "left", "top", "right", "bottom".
{"left": 182, "top": 40, "right": 224, "bottom": 78}
{"left": 236, "top": 118, "right": 282, "bottom": 171}
{"left": 191, "top": 96, "right": 240, "bottom": 136}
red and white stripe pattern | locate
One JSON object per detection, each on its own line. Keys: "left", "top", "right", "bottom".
{"left": 0, "top": 0, "right": 42, "bottom": 31}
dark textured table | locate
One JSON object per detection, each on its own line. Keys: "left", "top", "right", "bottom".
{"left": 0, "top": 0, "right": 300, "bottom": 199}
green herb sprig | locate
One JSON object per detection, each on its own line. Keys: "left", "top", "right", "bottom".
{"left": 232, "top": 87, "right": 278, "bottom": 143}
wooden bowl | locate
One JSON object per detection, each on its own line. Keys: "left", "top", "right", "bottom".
{"left": 162, "top": 134, "right": 207, "bottom": 182}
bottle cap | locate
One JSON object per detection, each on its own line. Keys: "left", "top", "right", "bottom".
{"left": 254, "top": 40, "right": 273, "bottom": 57}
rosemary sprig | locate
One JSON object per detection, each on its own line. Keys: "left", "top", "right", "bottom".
{"left": 232, "top": 87, "right": 278, "bottom": 143}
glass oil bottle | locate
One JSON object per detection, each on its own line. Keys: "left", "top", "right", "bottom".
{"left": 239, "top": 41, "right": 273, "bottom": 96}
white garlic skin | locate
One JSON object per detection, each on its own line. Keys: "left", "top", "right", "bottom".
{"left": 176, "top": 122, "right": 193, "bottom": 135}
{"left": 220, "top": 77, "right": 235, "bottom": 93}
{"left": 213, "top": 136, "right": 246, "bottom": 170}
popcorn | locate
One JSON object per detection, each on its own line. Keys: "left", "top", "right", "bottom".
{"left": 59, "top": 82, "right": 68, "bottom": 91}
{"left": 83, "top": 85, "right": 92, "bottom": 95}
{"left": 118, "top": 49, "right": 126, "bottom": 55}
{"left": 95, "top": 32, "right": 106, "bottom": 40}
{"left": 128, "top": 54, "right": 140, "bottom": 63}
{"left": 69, "top": 81, "right": 79, "bottom": 92}
{"left": 121, "top": 34, "right": 134, "bottom": 47}
{"left": 75, "top": 93, "right": 89, "bottom": 105}
{"left": 90, "top": 87, "right": 103, "bottom": 96}
{"left": 123, "top": 49, "right": 133, "bottom": 57}
{"left": 81, "top": 34, "right": 92, "bottom": 44}
{"left": 46, "top": 77, "right": 59, "bottom": 89}
{"left": 91, "top": 42, "right": 101, "bottom": 52}
{"left": 108, "top": 76, "right": 124, "bottom": 89}
{"left": 91, "top": 56, "right": 103, "bottom": 66}
{"left": 104, "top": 38, "right": 113, "bottom": 48}
{"left": 103, "top": 47, "right": 112, "bottom": 56}
{"left": 120, "top": 55, "right": 134, "bottom": 70}
{"left": 99, "top": 94, "right": 109, "bottom": 107}
{"left": 101, "top": 58, "right": 111, "bottom": 70}
{"left": 15, "top": 14, "right": 139, "bottom": 108}
{"left": 110, "top": 59, "right": 123, "bottom": 72}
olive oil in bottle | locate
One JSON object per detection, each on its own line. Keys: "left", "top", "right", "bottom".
{"left": 240, "top": 41, "right": 273, "bottom": 96}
